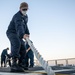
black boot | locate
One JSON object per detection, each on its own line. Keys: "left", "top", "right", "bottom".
{"left": 18, "top": 63, "right": 28, "bottom": 70}
{"left": 18, "top": 59, "right": 28, "bottom": 70}
{"left": 11, "top": 58, "right": 24, "bottom": 72}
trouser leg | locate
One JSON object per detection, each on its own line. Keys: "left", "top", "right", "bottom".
{"left": 7, "top": 34, "right": 24, "bottom": 72}
{"left": 25, "top": 54, "right": 29, "bottom": 67}
{"left": 9, "top": 60, "right": 11, "bottom": 67}
{"left": 28, "top": 50, "right": 34, "bottom": 67}
{"left": 18, "top": 40, "right": 28, "bottom": 70}
{"left": 7, "top": 34, "right": 21, "bottom": 58}
{"left": 1, "top": 57, "right": 3, "bottom": 67}
{"left": 19, "top": 40, "right": 26, "bottom": 64}
{"left": 4, "top": 58, "right": 6, "bottom": 67}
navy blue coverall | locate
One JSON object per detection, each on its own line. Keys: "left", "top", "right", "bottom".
{"left": 1, "top": 49, "right": 8, "bottom": 67}
{"left": 6, "top": 54, "right": 11, "bottom": 67}
{"left": 6, "top": 11, "right": 30, "bottom": 64}
{"left": 25, "top": 41, "right": 34, "bottom": 67}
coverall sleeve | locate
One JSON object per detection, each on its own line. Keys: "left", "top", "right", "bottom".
{"left": 5, "top": 50, "right": 9, "bottom": 56}
{"left": 14, "top": 17, "right": 25, "bottom": 39}
{"left": 25, "top": 24, "right": 30, "bottom": 35}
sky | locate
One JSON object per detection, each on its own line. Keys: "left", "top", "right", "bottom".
{"left": 0, "top": 0, "right": 75, "bottom": 61}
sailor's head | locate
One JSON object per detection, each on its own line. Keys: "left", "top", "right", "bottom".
{"left": 20, "top": 2, "right": 28, "bottom": 16}
{"left": 6, "top": 47, "right": 9, "bottom": 50}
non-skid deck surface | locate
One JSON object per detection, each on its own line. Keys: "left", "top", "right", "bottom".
{"left": 0, "top": 66, "right": 44, "bottom": 72}
{"left": 0, "top": 66, "right": 75, "bottom": 75}
{"left": 0, "top": 66, "right": 47, "bottom": 75}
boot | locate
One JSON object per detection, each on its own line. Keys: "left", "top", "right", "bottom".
{"left": 29, "top": 65, "right": 33, "bottom": 68}
{"left": 11, "top": 58, "right": 24, "bottom": 72}
{"left": 18, "top": 59, "right": 28, "bottom": 70}
{"left": 18, "top": 63, "right": 28, "bottom": 70}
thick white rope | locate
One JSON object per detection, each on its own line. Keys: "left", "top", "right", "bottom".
{"left": 26, "top": 37, "right": 55, "bottom": 75}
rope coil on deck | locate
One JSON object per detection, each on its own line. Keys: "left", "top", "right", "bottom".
{"left": 26, "top": 37, "right": 55, "bottom": 75}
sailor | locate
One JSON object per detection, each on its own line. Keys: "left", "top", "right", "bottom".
{"left": 25, "top": 40, "right": 34, "bottom": 68}
{"left": 1, "top": 47, "right": 9, "bottom": 67}
{"left": 5, "top": 53, "right": 11, "bottom": 67}
{"left": 6, "top": 2, "right": 30, "bottom": 72}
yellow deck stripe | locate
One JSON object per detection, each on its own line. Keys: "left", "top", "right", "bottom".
{"left": 56, "top": 73, "right": 70, "bottom": 75}
{"left": 24, "top": 70, "right": 47, "bottom": 74}
{"left": 25, "top": 70, "right": 71, "bottom": 75}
